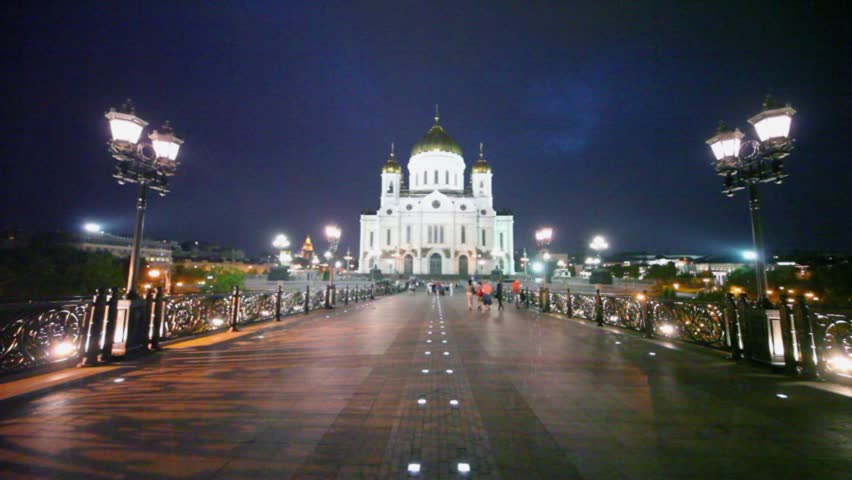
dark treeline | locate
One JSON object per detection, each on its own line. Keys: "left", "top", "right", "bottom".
{"left": 0, "top": 241, "right": 125, "bottom": 299}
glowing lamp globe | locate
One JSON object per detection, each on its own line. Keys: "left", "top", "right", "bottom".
{"left": 272, "top": 234, "right": 290, "bottom": 249}
{"left": 748, "top": 106, "right": 796, "bottom": 143}
{"left": 705, "top": 128, "right": 744, "bottom": 161}
{"left": 535, "top": 228, "right": 553, "bottom": 243}
{"left": 149, "top": 126, "right": 184, "bottom": 161}
{"left": 325, "top": 225, "right": 341, "bottom": 241}
{"left": 105, "top": 108, "right": 148, "bottom": 145}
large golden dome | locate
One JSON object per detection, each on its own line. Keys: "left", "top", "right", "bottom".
{"left": 410, "top": 122, "right": 463, "bottom": 157}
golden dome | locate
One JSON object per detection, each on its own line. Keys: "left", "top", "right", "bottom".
{"left": 471, "top": 142, "right": 491, "bottom": 173}
{"left": 382, "top": 143, "right": 402, "bottom": 173}
{"left": 411, "top": 109, "right": 463, "bottom": 157}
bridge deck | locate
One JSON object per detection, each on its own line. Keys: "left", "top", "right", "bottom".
{"left": 0, "top": 293, "right": 849, "bottom": 479}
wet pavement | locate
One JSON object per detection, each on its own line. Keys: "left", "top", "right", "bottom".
{"left": 0, "top": 293, "right": 850, "bottom": 479}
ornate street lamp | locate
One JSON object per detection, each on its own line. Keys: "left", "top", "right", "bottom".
{"left": 343, "top": 248, "right": 353, "bottom": 271}
{"left": 589, "top": 235, "right": 608, "bottom": 262}
{"left": 106, "top": 100, "right": 183, "bottom": 298}
{"left": 534, "top": 227, "right": 553, "bottom": 284}
{"left": 706, "top": 96, "right": 796, "bottom": 305}
{"left": 272, "top": 234, "right": 291, "bottom": 266}
{"left": 324, "top": 225, "right": 341, "bottom": 308}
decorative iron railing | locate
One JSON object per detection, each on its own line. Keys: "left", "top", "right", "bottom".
{"left": 515, "top": 286, "right": 850, "bottom": 379}
{"left": 813, "top": 313, "right": 852, "bottom": 377}
{"left": 0, "top": 299, "right": 91, "bottom": 374}
{"left": 0, "top": 283, "right": 397, "bottom": 376}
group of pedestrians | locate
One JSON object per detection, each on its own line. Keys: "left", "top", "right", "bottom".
{"left": 466, "top": 279, "right": 506, "bottom": 311}
{"left": 425, "top": 281, "right": 453, "bottom": 296}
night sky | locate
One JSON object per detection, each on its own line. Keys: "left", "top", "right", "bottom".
{"left": 2, "top": 1, "right": 849, "bottom": 258}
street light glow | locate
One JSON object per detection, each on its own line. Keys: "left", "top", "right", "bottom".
{"left": 532, "top": 262, "right": 543, "bottom": 273}
{"left": 590, "top": 235, "right": 609, "bottom": 252}
{"left": 83, "top": 223, "right": 102, "bottom": 233}
{"left": 324, "top": 225, "right": 341, "bottom": 241}
{"left": 147, "top": 269, "right": 161, "bottom": 279}
{"left": 272, "top": 234, "right": 290, "bottom": 249}
{"left": 742, "top": 250, "right": 758, "bottom": 261}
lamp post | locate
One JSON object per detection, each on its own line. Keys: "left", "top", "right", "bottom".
{"left": 520, "top": 248, "right": 530, "bottom": 281}
{"left": 706, "top": 97, "right": 796, "bottom": 305}
{"left": 344, "top": 248, "right": 353, "bottom": 272}
{"left": 272, "top": 234, "right": 291, "bottom": 266}
{"left": 105, "top": 100, "right": 183, "bottom": 298}
{"left": 324, "top": 225, "right": 341, "bottom": 308}
{"left": 534, "top": 227, "right": 553, "bottom": 284}
{"left": 589, "top": 235, "right": 608, "bottom": 263}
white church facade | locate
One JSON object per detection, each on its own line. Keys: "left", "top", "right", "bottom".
{"left": 358, "top": 113, "right": 515, "bottom": 277}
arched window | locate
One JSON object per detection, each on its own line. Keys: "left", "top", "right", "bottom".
{"left": 424, "top": 171, "right": 428, "bottom": 185}
{"left": 445, "top": 171, "right": 449, "bottom": 184}
{"left": 434, "top": 170, "right": 438, "bottom": 184}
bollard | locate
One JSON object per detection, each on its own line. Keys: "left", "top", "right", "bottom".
{"left": 595, "top": 289, "right": 604, "bottom": 327}
{"left": 344, "top": 286, "right": 349, "bottom": 305}
{"left": 566, "top": 288, "right": 573, "bottom": 317}
{"left": 275, "top": 285, "right": 283, "bottom": 321}
{"left": 778, "top": 293, "right": 798, "bottom": 374}
{"left": 370, "top": 284, "right": 375, "bottom": 300}
{"left": 79, "top": 288, "right": 108, "bottom": 367}
{"left": 641, "top": 290, "right": 653, "bottom": 338}
{"left": 101, "top": 287, "right": 120, "bottom": 362}
{"left": 141, "top": 288, "right": 155, "bottom": 351}
{"left": 725, "top": 293, "right": 743, "bottom": 360}
{"left": 150, "top": 287, "right": 165, "bottom": 350}
{"left": 229, "top": 286, "right": 241, "bottom": 332}
{"left": 540, "top": 287, "right": 550, "bottom": 313}
{"left": 304, "top": 284, "right": 311, "bottom": 314}
{"left": 737, "top": 294, "right": 752, "bottom": 360}
{"left": 325, "top": 284, "right": 332, "bottom": 309}
{"left": 794, "top": 294, "right": 818, "bottom": 378}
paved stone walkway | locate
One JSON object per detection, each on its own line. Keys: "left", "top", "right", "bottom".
{"left": 0, "top": 294, "right": 850, "bottom": 479}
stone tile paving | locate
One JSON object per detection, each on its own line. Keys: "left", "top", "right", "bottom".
{"left": 0, "top": 293, "right": 849, "bottom": 479}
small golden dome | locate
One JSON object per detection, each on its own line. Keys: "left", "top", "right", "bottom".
{"left": 382, "top": 142, "right": 402, "bottom": 173}
{"left": 471, "top": 142, "right": 491, "bottom": 173}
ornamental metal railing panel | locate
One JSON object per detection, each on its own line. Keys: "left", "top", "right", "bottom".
{"left": 0, "top": 283, "right": 401, "bottom": 376}
{"left": 0, "top": 299, "right": 91, "bottom": 374}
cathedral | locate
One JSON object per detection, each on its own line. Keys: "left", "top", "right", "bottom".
{"left": 358, "top": 111, "right": 515, "bottom": 276}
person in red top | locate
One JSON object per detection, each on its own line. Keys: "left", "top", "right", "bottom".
{"left": 512, "top": 279, "right": 522, "bottom": 308}
{"left": 482, "top": 281, "right": 493, "bottom": 311}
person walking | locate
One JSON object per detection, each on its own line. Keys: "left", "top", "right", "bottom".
{"left": 512, "top": 279, "right": 522, "bottom": 308}
{"left": 482, "top": 281, "right": 493, "bottom": 311}
{"left": 466, "top": 279, "right": 475, "bottom": 310}
{"left": 496, "top": 280, "right": 504, "bottom": 311}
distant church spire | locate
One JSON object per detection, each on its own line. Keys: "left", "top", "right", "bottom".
{"left": 479, "top": 142, "right": 484, "bottom": 158}
{"left": 390, "top": 142, "right": 395, "bottom": 157}
{"left": 434, "top": 104, "right": 440, "bottom": 124}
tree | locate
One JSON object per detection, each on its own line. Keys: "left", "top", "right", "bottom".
{"left": 0, "top": 243, "right": 124, "bottom": 298}
{"left": 609, "top": 264, "right": 625, "bottom": 279}
{"left": 644, "top": 262, "right": 678, "bottom": 282}
{"left": 207, "top": 266, "right": 246, "bottom": 293}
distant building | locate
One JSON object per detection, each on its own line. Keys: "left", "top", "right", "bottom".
{"left": 174, "top": 259, "right": 270, "bottom": 275}
{"left": 173, "top": 240, "right": 246, "bottom": 262}
{"left": 73, "top": 232, "right": 175, "bottom": 264}
{"left": 299, "top": 236, "right": 315, "bottom": 260}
